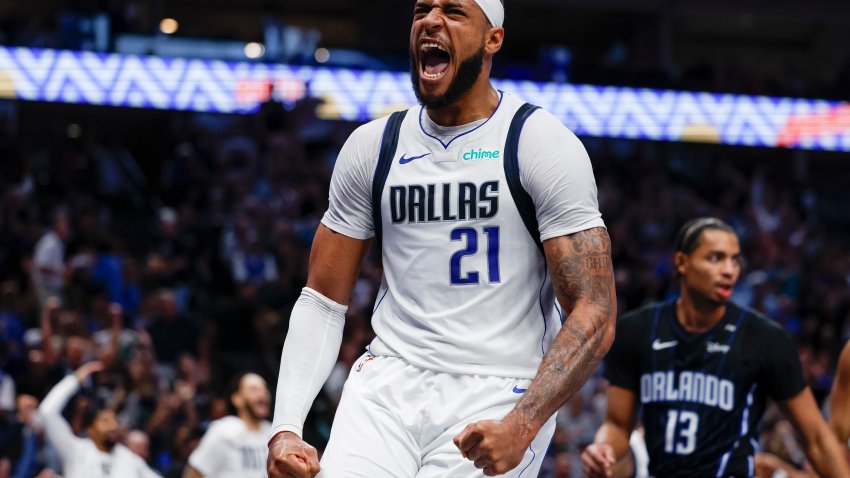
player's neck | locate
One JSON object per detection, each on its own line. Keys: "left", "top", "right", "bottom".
{"left": 425, "top": 81, "right": 500, "bottom": 127}
{"left": 92, "top": 439, "right": 111, "bottom": 453}
{"left": 239, "top": 413, "right": 262, "bottom": 431}
{"left": 676, "top": 294, "right": 726, "bottom": 333}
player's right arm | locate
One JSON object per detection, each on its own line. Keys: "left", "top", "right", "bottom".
{"left": 267, "top": 226, "right": 371, "bottom": 478}
{"left": 582, "top": 386, "right": 638, "bottom": 478}
{"left": 267, "top": 120, "right": 380, "bottom": 478}
{"left": 829, "top": 341, "right": 850, "bottom": 448}
{"left": 38, "top": 362, "right": 103, "bottom": 461}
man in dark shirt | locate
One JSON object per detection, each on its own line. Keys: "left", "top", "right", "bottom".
{"left": 582, "top": 217, "right": 849, "bottom": 478}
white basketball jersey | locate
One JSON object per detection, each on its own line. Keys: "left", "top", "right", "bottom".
{"left": 323, "top": 92, "right": 604, "bottom": 379}
{"left": 188, "top": 416, "right": 270, "bottom": 478}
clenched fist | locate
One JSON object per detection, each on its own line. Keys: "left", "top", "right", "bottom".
{"left": 453, "top": 418, "right": 533, "bottom": 476}
{"left": 267, "top": 431, "right": 321, "bottom": 478}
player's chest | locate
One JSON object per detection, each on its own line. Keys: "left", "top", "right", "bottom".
{"left": 389, "top": 136, "right": 507, "bottom": 181}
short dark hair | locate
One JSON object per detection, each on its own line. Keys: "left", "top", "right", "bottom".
{"left": 226, "top": 371, "right": 260, "bottom": 414}
{"left": 673, "top": 217, "right": 736, "bottom": 255}
{"left": 227, "top": 371, "right": 257, "bottom": 397}
{"left": 82, "top": 407, "right": 111, "bottom": 429}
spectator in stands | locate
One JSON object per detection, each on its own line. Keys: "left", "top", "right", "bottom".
{"left": 31, "top": 209, "right": 70, "bottom": 306}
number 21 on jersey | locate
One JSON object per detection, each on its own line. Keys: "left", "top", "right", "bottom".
{"left": 450, "top": 226, "right": 500, "bottom": 285}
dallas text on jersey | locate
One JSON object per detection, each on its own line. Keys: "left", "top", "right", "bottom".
{"left": 389, "top": 181, "right": 499, "bottom": 224}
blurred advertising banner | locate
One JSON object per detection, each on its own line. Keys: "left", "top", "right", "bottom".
{"left": 1, "top": 46, "right": 849, "bottom": 152}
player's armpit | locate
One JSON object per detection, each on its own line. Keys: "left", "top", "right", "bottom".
{"left": 305, "top": 224, "right": 373, "bottom": 305}
{"left": 500, "top": 227, "right": 617, "bottom": 446}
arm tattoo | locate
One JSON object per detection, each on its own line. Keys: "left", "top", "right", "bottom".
{"left": 510, "top": 227, "right": 617, "bottom": 434}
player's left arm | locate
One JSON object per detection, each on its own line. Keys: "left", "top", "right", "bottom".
{"left": 455, "top": 227, "right": 616, "bottom": 475}
{"left": 780, "top": 387, "right": 850, "bottom": 478}
{"left": 829, "top": 341, "right": 850, "bottom": 448}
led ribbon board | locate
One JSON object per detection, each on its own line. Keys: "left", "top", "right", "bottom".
{"left": 1, "top": 46, "right": 849, "bottom": 152}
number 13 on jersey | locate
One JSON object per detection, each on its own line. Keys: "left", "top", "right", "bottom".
{"left": 450, "top": 226, "right": 500, "bottom": 285}
{"left": 665, "top": 410, "right": 698, "bottom": 455}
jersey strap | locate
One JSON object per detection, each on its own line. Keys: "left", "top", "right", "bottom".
{"left": 372, "top": 110, "right": 408, "bottom": 247}
{"left": 503, "top": 103, "right": 543, "bottom": 255}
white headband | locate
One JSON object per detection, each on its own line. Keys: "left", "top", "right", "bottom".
{"left": 473, "top": 0, "right": 504, "bottom": 27}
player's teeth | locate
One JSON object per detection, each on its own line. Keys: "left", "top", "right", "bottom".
{"left": 420, "top": 42, "right": 445, "bottom": 52}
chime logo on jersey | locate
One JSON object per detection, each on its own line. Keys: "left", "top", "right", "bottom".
{"left": 462, "top": 148, "right": 501, "bottom": 161}
{"left": 640, "top": 371, "right": 735, "bottom": 411}
{"left": 389, "top": 181, "right": 500, "bottom": 224}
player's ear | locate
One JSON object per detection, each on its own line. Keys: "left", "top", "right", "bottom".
{"left": 231, "top": 392, "right": 243, "bottom": 409}
{"left": 674, "top": 251, "right": 688, "bottom": 276}
{"left": 484, "top": 27, "right": 504, "bottom": 55}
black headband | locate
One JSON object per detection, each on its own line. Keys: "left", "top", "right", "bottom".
{"left": 674, "top": 217, "right": 734, "bottom": 254}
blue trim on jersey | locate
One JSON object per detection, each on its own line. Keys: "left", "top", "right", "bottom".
{"left": 418, "top": 91, "right": 504, "bottom": 150}
{"left": 538, "top": 263, "right": 549, "bottom": 355}
{"left": 372, "top": 288, "right": 389, "bottom": 314}
{"left": 715, "top": 384, "right": 757, "bottom": 477}
{"left": 517, "top": 445, "right": 537, "bottom": 478}
{"left": 740, "top": 384, "right": 756, "bottom": 436}
{"left": 372, "top": 110, "right": 408, "bottom": 248}
{"left": 503, "top": 102, "right": 544, "bottom": 255}
{"left": 716, "top": 448, "right": 733, "bottom": 478}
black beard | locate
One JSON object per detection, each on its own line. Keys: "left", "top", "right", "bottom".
{"left": 243, "top": 402, "right": 267, "bottom": 421}
{"left": 411, "top": 44, "right": 485, "bottom": 109}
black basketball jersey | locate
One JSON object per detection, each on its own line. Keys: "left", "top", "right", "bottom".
{"left": 604, "top": 300, "right": 806, "bottom": 478}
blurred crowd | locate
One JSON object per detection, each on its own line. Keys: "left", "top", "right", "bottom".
{"left": 1, "top": 91, "right": 849, "bottom": 477}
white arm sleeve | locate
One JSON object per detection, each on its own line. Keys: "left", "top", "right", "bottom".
{"left": 269, "top": 287, "right": 347, "bottom": 441}
{"left": 518, "top": 110, "right": 605, "bottom": 241}
{"left": 38, "top": 375, "right": 83, "bottom": 460}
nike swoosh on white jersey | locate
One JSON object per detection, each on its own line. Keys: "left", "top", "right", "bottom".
{"left": 652, "top": 339, "right": 678, "bottom": 350}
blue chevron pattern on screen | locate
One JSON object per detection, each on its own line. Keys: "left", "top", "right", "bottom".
{"left": 1, "top": 46, "right": 848, "bottom": 152}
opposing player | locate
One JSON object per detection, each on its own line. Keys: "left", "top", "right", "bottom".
{"left": 38, "top": 361, "right": 161, "bottom": 478}
{"left": 184, "top": 372, "right": 271, "bottom": 478}
{"left": 267, "top": 0, "right": 617, "bottom": 476}
{"left": 581, "top": 217, "right": 850, "bottom": 478}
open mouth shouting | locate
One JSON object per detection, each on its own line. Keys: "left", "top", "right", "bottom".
{"left": 418, "top": 39, "right": 452, "bottom": 85}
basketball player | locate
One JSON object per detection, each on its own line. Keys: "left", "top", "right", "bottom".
{"left": 267, "top": 0, "right": 617, "bottom": 476}
{"left": 581, "top": 218, "right": 850, "bottom": 478}
{"left": 38, "top": 361, "right": 161, "bottom": 478}
{"left": 184, "top": 373, "right": 271, "bottom": 478}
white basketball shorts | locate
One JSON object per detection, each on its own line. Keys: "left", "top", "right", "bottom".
{"left": 318, "top": 353, "right": 557, "bottom": 477}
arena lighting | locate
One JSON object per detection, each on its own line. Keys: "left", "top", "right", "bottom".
{"left": 2, "top": 46, "right": 849, "bottom": 152}
{"left": 314, "top": 48, "right": 331, "bottom": 64}
{"left": 159, "top": 18, "right": 179, "bottom": 35}
{"left": 244, "top": 42, "right": 265, "bottom": 59}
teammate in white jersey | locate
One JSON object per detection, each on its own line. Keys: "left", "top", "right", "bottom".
{"left": 38, "top": 361, "right": 161, "bottom": 478}
{"left": 267, "top": 0, "right": 617, "bottom": 476}
{"left": 185, "top": 372, "right": 272, "bottom": 478}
